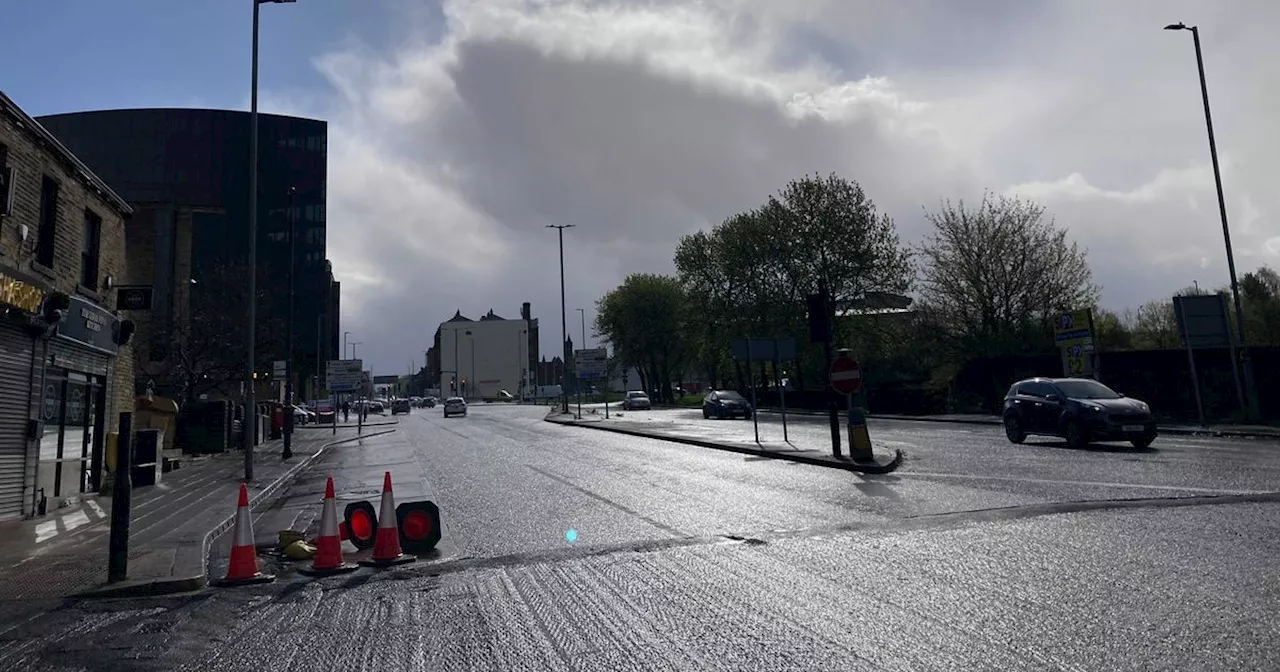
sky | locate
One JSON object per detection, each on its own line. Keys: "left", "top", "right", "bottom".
{"left": 3, "top": 0, "right": 1278, "bottom": 377}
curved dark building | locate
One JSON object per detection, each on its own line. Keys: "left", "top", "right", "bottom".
{"left": 36, "top": 108, "right": 339, "bottom": 402}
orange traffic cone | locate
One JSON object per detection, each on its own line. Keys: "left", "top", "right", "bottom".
{"left": 358, "top": 472, "right": 416, "bottom": 567}
{"left": 300, "top": 477, "right": 359, "bottom": 577}
{"left": 212, "top": 483, "right": 275, "bottom": 587}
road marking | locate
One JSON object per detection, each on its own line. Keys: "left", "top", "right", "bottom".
{"left": 898, "top": 471, "right": 1263, "bottom": 495}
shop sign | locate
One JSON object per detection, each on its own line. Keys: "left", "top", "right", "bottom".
{"left": 57, "top": 295, "right": 120, "bottom": 355}
{"left": 0, "top": 272, "right": 45, "bottom": 314}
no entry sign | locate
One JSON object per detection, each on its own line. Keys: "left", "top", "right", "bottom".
{"left": 829, "top": 356, "right": 862, "bottom": 394}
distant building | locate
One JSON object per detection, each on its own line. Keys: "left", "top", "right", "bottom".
{"left": 433, "top": 304, "right": 539, "bottom": 400}
{"left": 0, "top": 91, "right": 135, "bottom": 518}
{"left": 35, "top": 108, "right": 341, "bottom": 403}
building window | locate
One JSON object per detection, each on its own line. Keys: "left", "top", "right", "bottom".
{"left": 37, "top": 176, "right": 59, "bottom": 268}
{"left": 81, "top": 209, "right": 102, "bottom": 289}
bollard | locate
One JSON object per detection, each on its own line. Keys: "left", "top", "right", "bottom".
{"left": 846, "top": 407, "right": 874, "bottom": 462}
{"left": 107, "top": 412, "right": 133, "bottom": 583}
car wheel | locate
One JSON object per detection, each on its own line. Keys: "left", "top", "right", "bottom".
{"left": 1003, "top": 416, "right": 1026, "bottom": 444}
{"left": 1063, "top": 420, "right": 1088, "bottom": 449}
{"left": 1130, "top": 433, "right": 1155, "bottom": 450}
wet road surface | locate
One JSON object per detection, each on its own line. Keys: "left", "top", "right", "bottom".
{"left": 2, "top": 404, "right": 1277, "bottom": 671}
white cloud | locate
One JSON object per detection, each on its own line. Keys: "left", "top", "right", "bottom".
{"left": 265, "top": 0, "right": 1280, "bottom": 373}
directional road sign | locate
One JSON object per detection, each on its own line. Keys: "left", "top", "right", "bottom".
{"left": 326, "top": 359, "right": 363, "bottom": 393}
{"left": 574, "top": 348, "right": 608, "bottom": 380}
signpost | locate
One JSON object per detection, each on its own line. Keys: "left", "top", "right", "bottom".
{"left": 327, "top": 360, "right": 362, "bottom": 435}
{"left": 831, "top": 352, "right": 874, "bottom": 461}
{"left": 731, "top": 336, "right": 796, "bottom": 444}
{"left": 829, "top": 353, "right": 863, "bottom": 459}
{"left": 574, "top": 348, "right": 607, "bottom": 417}
{"left": 1053, "top": 309, "right": 1096, "bottom": 379}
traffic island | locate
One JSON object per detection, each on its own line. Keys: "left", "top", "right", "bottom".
{"left": 545, "top": 410, "right": 905, "bottom": 474}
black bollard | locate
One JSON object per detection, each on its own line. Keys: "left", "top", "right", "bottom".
{"left": 107, "top": 412, "right": 133, "bottom": 583}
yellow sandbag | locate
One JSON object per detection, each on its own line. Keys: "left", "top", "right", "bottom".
{"left": 282, "top": 540, "right": 316, "bottom": 560}
{"left": 278, "top": 530, "right": 306, "bottom": 548}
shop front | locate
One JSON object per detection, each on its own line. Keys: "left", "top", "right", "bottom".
{"left": 0, "top": 269, "right": 47, "bottom": 520}
{"left": 37, "top": 295, "right": 120, "bottom": 510}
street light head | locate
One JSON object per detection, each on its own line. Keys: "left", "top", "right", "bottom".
{"left": 1164, "top": 22, "right": 1188, "bottom": 31}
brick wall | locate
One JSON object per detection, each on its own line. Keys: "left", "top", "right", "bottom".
{"left": 1, "top": 104, "right": 134, "bottom": 433}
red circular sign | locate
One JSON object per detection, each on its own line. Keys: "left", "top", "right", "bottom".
{"left": 829, "top": 356, "right": 862, "bottom": 394}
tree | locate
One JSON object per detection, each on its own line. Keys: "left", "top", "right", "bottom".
{"left": 1092, "top": 308, "right": 1131, "bottom": 351}
{"left": 674, "top": 173, "right": 912, "bottom": 390}
{"left": 1241, "top": 265, "right": 1280, "bottom": 345}
{"left": 139, "top": 260, "right": 287, "bottom": 403}
{"left": 915, "top": 193, "right": 1100, "bottom": 357}
{"left": 594, "top": 274, "right": 689, "bottom": 404}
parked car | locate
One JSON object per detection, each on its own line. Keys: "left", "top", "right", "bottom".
{"left": 622, "top": 391, "right": 651, "bottom": 411}
{"left": 443, "top": 396, "right": 467, "bottom": 418}
{"left": 292, "top": 405, "right": 315, "bottom": 425}
{"left": 702, "top": 390, "right": 753, "bottom": 419}
{"left": 391, "top": 398, "right": 411, "bottom": 415}
{"left": 1002, "top": 377, "right": 1157, "bottom": 449}
{"left": 423, "top": 397, "right": 436, "bottom": 408}
{"left": 367, "top": 400, "right": 385, "bottom": 415}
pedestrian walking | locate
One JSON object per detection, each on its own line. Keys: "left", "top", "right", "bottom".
{"left": 342, "top": 400, "right": 350, "bottom": 423}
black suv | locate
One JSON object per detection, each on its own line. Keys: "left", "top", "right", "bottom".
{"left": 1002, "top": 377, "right": 1156, "bottom": 449}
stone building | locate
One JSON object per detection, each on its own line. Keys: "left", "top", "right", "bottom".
{"left": 0, "top": 91, "right": 134, "bottom": 518}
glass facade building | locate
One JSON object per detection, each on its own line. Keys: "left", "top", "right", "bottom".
{"left": 36, "top": 108, "right": 337, "bottom": 398}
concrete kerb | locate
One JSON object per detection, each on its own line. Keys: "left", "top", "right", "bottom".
{"left": 749, "top": 408, "right": 1280, "bottom": 440}
{"left": 545, "top": 413, "right": 904, "bottom": 474}
{"left": 73, "top": 428, "right": 399, "bottom": 600}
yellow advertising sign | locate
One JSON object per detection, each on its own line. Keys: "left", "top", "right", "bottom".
{"left": 1053, "top": 308, "right": 1094, "bottom": 348}
{"left": 0, "top": 274, "right": 46, "bottom": 314}
{"left": 1061, "top": 340, "right": 1095, "bottom": 378}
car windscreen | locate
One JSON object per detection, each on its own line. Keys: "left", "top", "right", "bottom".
{"left": 628, "top": 392, "right": 648, "bottom": 398}
{"left": 1055, "top": 380, "right": 1121, "bottom": 400}
{"left": 716, "top": 391, "right": 746, "bottom": 401}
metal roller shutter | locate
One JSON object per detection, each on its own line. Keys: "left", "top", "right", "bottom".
{"left": 0, "top": 325, "right": 35, "bottom": 520}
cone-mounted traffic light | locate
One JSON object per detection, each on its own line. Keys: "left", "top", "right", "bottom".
{"left": 343, "top": 500, "right": 378, "bottom": 551}
{"left": 396, "top": 500, "right": 442, "bottom": 554}
{"left": 450, "top": 377, "right": 456, "bottom": 392}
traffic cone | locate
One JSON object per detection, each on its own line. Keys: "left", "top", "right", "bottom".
{"left": 212, "top": 483, "right": 275, "bottom": 587}
{"left": 358, "top": 471, "right": 416, "bottom": 567}
{"left": 300, "top": 477, "right": 358, "bottom": 577}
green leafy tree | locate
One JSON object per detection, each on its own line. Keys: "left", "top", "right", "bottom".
{"left": 1240, "top": 266, "right": 1280, "bottom": 345}
{"left": 915, "top": 193, "right": 1100, "bottom": 357}
{"left": 674, "top": 174, "right": 912, "bottom": 390}
{"left": 594, "top": 274, "right": 689, "bottom": 404}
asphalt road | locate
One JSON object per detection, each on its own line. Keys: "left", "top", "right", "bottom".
{"left": 1, "top": 404, "right": 1277, "bottom": 671}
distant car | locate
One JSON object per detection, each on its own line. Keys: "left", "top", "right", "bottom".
{"left": 443, "top": 396, "right": 467, "bottom": 418}
{"left": 1002, "top": 377, "right": 1156, "bottom": 449}
{"left": 622, "top": 391, "right": 651, "bottom": 411}
{"left": 367, "top": 400, "right": 385, "bottom": 415}
{"left": 702, "top": 390, "right": 753, "bottom": 419}
{"left": 391, "top": 398, "right": 411, "bottom": 415}
{"left": 291, "top": 405, "right": 313, "bottom": 425}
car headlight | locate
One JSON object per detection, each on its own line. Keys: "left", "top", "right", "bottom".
{"left": 1084, "top": 404, "right": 1103, "bottom": 413}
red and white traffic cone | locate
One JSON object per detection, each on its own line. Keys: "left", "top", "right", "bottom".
{"left": 359, "top": 471, "right": 416, "bottom": 567}
{"left": 212, "top": 483, "right": 275, "bottom": 587}
{"left": 300, "top": 477, "right": 358, "bottom": 576}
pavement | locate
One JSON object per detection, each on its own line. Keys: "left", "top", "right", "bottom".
{"left": 0, "top": 421, "right": 398, "bottom": 601}
{"left": 1, "top": 404, "right": 1279, "bottom": 670}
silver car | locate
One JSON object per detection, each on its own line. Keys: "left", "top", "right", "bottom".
{"left": 443, "top": 396, "right": 468, "bottom": 418}
{"left": 622, "top": 391, "right": 651, "bottom": 411}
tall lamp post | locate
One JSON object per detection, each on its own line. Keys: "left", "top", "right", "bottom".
{"left": 575, "top": 308, "right": 586, "bottom": 404}
{"left": 343, "top": 331, "right": 350, "bottom": 359}
{"left": 350, "top": 341, "right": 361, "bottom": 360}
{"left": 282, "top": 186, "right": 298, "bottom": 460}
{"left": 546, "top": 224, "right": 575, "bottom": 413}
{"left": 466, "top": 330, "right": 476, "bottom": 400}
{"left": 1164, "top": 22, "right": 1258, "bottom": 419}
{"left": 244, "top": 0, "right": 298, "bottom": 480}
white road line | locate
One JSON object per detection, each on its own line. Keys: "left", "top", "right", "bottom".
{"left": 898, "top": 471, "right": 1265, "bottom": 495}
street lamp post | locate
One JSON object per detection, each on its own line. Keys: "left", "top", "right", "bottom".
{"left": 466, "top": 330, "right": 476, "bottom": 400}
{"left": 516, "top": 329, "right": 526, "bottom": 402}
{"left": 453, "top": 328, "right": 460, "bottom": 397}
{"left": 1164, "top": 22, "right": 1258, "bottom": 420}
{"left": 546, "top": 224, "right": 575, "bottom": 413}
{"left": 282, "top": 186, "right": 297, "bottom": 460}
{"left": 343, "top": 331, "right": 350, "bottom": 359}
{"left": 350, "top": 342, "right": 361, "bottom": 360}
{"left": 244, "top": 0, "right": 298, "bottom": 480}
